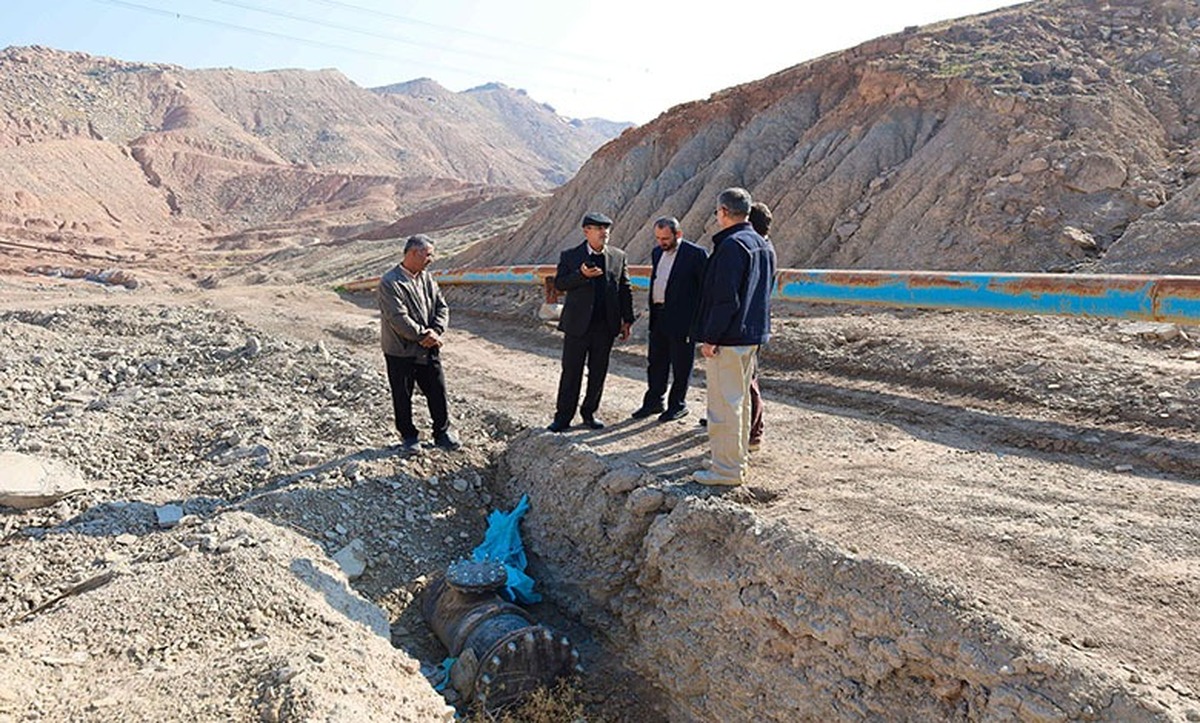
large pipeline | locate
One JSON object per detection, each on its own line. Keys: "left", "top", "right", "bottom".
{"left": 341, "top": 266, "right": 1200, "bottom": 324}
{"left": 420, "top": 559, "right": 580, "bottom": 711}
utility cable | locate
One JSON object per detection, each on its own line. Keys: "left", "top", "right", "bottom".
{"left": 89, "top": 0, "right": 612, "bottom": 97}
{"left": 299, "top": 0, "right": 645, "bottom": 72}
{"left": 207, "top": 0, "right": 613, "bottom": 81}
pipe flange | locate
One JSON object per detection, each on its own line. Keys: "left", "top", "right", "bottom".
{"left": 445, "top": 558, "right": 508, "bottom": 595}
{"left": 472, "top": 625, "right": 581, "bottom": 711}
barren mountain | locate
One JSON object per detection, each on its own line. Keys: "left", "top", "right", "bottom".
{"left": 376, "top": 79, "right": 628, "bottom": 188}
{"left": 463, "top": 0, "right": 1200, "bottom": 275}
{"left": 0, "top": 46, "right": 630, "bottom": 273}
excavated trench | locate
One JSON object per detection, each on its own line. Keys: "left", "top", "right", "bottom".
{"left": 376, "top": 296, "right": 1199, "bottom": 721}
{"left": 477, "top": 432, "right": 1160, "bottom": 722}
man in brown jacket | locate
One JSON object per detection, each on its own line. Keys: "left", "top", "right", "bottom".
{"left": 378, "top": 235, "right": 460, "bottom": 452}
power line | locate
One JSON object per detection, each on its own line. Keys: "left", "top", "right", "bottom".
{"left": 299, "top": 0, "right": 644, "bottom": 72}
{"left": 92, "top": 0, "right": 429, "bottom": 64}
{"left": 206, "top": 0, "right": 613, "bottom": 82}
{"left": 89, "top": 0, "right": 608, "bottom": 98}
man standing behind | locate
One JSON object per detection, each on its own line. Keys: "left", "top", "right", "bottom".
{"left": 547, "top": 212, "right": 635, "bottom": 432}
{"left": 631, "top": 217, "right": 707, "bottom": 422}
{"left": 693, "top": 188, "right": 774, "bottom": 486}
{"left": 378, "top": 234, "right": 460, "bottom": 452}
{"left": 747, "top": 201, "right": 777, "bottom": 452}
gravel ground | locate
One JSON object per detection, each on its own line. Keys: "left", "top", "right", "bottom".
{"left": 0, "top": 281, "right": 507, "bottom": 722}
{"left": 2, "top": 274, "right": 1198, "bottom": 721}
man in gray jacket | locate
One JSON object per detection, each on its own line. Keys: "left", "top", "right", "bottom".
{"left": 378, "top": 235, "right": 460, "bottom": 452}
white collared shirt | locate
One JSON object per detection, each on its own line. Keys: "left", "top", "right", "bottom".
{"left": 652, "top": 246, "right": 678, "bottom": 304}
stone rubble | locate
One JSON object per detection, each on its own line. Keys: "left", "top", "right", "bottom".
{"left": 0, "top": 451, "right": 91, "bottom": 509}
{"left": 0, "top": 300, "right": 502, "bottom": 721}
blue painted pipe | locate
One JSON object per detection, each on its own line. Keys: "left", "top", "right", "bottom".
{"left": 345, "top": 266, "right": 1200, "bottom": 324}
{"left": 775, "top": 270, "right": 1200, "bottom": 325}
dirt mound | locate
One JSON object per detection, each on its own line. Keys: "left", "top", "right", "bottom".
{"left": 0, "top": 511, "right": 453, "bottom": 722}
{"left": 495, "top": 434, "right": 1156, "bottom": 721}
{"left": 0, "top": 293, "right": 480, "bottom": 720}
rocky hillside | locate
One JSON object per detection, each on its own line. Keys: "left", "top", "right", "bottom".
{"left": 0, "top": 46, "right": 630, "bottom": 265}
{"left": 376, "top": 79, "right": 629, "bottom": 188}
{"left": 463, "top": 0, "right": 1200, "bottom": 275}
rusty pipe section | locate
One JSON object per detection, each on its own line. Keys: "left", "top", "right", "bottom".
{"left": 421, "top": 559, "right": 579, "bottom": 711}
{"left": 342, "top": 266, "right": 1200, "bottom": 323}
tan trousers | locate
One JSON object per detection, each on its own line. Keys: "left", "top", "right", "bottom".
{"left": 705, "top": 344, "right": 758, "bottom": 482}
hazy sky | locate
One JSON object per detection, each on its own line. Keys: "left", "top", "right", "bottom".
{"left": 2, "top": 0, "right": 1025, "bottom": 124}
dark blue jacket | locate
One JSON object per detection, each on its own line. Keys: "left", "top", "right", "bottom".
{"left": 695, "top": 221, "right": 774, "bottom": 346}
{"left": 649, "top": 239, "right": 708, "bottom": 340}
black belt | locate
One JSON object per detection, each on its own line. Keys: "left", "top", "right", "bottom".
{"left": 651, "top": 302, "right": 664, "bottom": 306}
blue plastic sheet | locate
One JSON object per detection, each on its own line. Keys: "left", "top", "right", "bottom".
{"left": 472, "top": 493, "right": 541, "bottom": 604}
{"left": 433, "top": 657, "right": 456, "bottom": 691}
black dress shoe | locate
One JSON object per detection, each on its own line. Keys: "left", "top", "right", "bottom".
{"left": 630, "top": 405, "right": 665, "bottom": 419}
{"left": 433, "top": 432, "right": 461, "bottom": 450}
{"left": 546, "top": 420, "right": 570, "bottom": 433}
{"left": 658, "top": 405, "right": 688, "bottom": 422}
{"left": 581, "top": 416, "right": 605, "bottom": 430}
{"left": 400, "top": 437, "right": 421, "bottom": 453}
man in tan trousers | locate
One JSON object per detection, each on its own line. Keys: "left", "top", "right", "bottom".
{"left": 692, "top": 188, "right": 775, "bottom": 486}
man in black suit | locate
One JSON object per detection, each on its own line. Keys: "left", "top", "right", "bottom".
{"left": 547, "top": 212, "right": 635, "bottom": 432}
{"left": 631, "top": 217, "right": 708, "bottom": 422}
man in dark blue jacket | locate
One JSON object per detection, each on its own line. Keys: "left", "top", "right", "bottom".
{"left": 631, "top": 216, "right": 708, "bottom": 422}
{"left": 693, "top": 188, "right": 775, "bottom": 486}
{"left": 547, "top": 212, "right": 635, "bottom": 432}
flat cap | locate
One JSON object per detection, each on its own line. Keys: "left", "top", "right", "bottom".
{"left": 581, "top": 211, "right": 613, "bottom": 227}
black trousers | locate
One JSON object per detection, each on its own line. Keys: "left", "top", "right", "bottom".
{"left": 643, "top": 320, "right": 696, "bottom": 411}
{"left": 385, "top": 353, "right": 449, "bottom": 440}
{"left": 554, "top": 323, "right": 615, "bottom": 424}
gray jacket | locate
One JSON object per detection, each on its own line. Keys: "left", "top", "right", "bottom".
{"left": 378, "top": 264, "right": 449, "bottom": 359}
